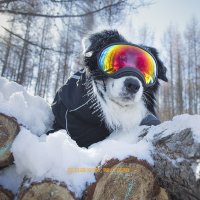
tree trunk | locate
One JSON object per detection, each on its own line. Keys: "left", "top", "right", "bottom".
{"left": 1, "top": 17, "right": 15, "bottom": 77}
{"left": 16, "top": 16, "right": 31, "bottom": 85}
{"left": 17, "top": 178, "right": 75, "bottom": 200}
{"left": 0, "top": 113, "right": 20, "bottom": 168}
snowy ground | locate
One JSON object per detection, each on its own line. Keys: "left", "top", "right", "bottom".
{"left": 0, "top": 77, "right": 200, "bottom": 198}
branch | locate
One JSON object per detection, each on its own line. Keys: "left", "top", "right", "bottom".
{"left": 0, "top": 0, "right": 125, "bottom": 18}
{"left": 0, "top": 26, "right": 70, "bottom": 54}
{"left": 50, "top": 0, "right": 79, "bottom": 2}
{"left": 0, "top": 0, "right": 17, "bottom": 5}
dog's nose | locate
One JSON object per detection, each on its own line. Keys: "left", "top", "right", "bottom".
{"left": 124, "top": 78, "right": 140, "bottom": 93}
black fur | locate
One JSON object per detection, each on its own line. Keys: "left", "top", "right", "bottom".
{"left": 84, "top": 30, "right": 168, "bottom": 116}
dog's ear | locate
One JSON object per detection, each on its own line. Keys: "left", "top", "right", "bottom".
{"left": 158, "top": 63, "right": 168, "bottom": 82}
{"left": 145, "top": 46, "right": 168, "bottom": 82}
{"left": 82, "top": 30, "right": 126, "bottom": 56}
{"left": 82, "top": 37, "right": 93, "bottom": 57}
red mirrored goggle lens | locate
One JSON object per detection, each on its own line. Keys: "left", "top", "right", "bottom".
{"left": 98, "top": 44, "right": 157, "bottom": 86}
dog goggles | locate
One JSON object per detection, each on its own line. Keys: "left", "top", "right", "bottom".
{"left": 98, "top": 44, "right": 158, "bottom": 87}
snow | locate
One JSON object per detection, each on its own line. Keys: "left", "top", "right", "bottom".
{"left": 0, "top": 77, "right": 200, "bottom": 198}
{"left": 11, "top": 127, "right": 153, "bottom": 197}
{"left": 0, "top": 77, "right": 54, "bottom": 136}
{"left": 145, "top": 114, "right": 200, "bottom": 142}
{"left": 0, "top": 165, "right": 23, "bottom": 194}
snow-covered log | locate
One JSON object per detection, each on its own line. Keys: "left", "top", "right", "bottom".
{"left": 0, "top": 185, "right": 14, "bottom": 200}
{"left": 0, "top": 113, "right": 20, "bottom": 168}
{"left": 83, "top": 125, "right": 200, "bottom": 200}
{"left": 151, "top": 128, "right": 200, "bottom": 200}
{"left": 17, "top": 178, "right": 75, "bottom": 200}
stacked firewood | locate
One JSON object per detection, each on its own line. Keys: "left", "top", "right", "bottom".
{"left": 0, "top": 113, "right": 200, "bottom": 200}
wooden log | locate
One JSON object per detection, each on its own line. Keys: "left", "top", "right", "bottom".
{"left": 0, "top": 185, "right": 14, "bottom": 200}
{"left": 0, "top": 113, "right": 20, "bottom": 168}
{"left": 83, "top": 157, "right": 169, "bottom": 200}
{"left": 83, "top": 127, "right": 200, "bottom": 200}
{"left": 151, "top": 128, "right": 200, "bottom": 200}
{"left": 17, "top": 178, "right": 75, "bottom": 200}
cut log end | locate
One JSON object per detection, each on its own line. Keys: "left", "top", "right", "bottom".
{"left": 18, "top": 178, "right": 75, "bottom": 200}
{"left": 0, "top": 113, "right": 20, "bottom": 168}
{"left": 83, "top": 156, "right": 168, "bottom": 200}
{"left": 0, "top": 186, "right": 14, "bottom": 200}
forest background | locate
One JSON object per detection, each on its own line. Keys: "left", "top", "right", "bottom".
{"left": 0, "top": 0, "right": 199, "bottom": 121}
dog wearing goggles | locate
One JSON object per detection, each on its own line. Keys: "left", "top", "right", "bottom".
{"left": 51, "top": 30, "right": 168, "bottom": 148}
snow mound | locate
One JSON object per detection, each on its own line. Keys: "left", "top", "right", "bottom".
{"left": 11, "top": 114, "right": 200, "bottom": 197}
{"left": 11, "top": 127, "right": 152, "bottom": 197}
{"left": 0, "top": 77, "right": 200, "bottom": 198}
{"left": 0, "top": 77, "right": 54, "bottom": 135}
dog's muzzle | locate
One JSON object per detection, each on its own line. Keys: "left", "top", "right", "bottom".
{"left": 124, "top": 78, "right": 140, "bottom": 94}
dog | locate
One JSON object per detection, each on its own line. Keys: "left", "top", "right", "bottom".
{"left": 50, "top": 30, "right": 168, "bottom": 148}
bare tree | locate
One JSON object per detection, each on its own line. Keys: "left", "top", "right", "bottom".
{"left": 137, "top": 25, "right": 155, "bottom": 46}
{"left": 174, "top": 31, "right": 184, "bottom": 115}
{"left": 184, "top": 17, "right": 200, "bottom": 115}
{"left": 0, "top": 0, "right": 156, "bottom": 101}
{"left": 159, "top": 18, "right": 200, "bottom": 121}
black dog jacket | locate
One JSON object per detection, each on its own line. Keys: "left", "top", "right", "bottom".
{"left": 51, "top": 69, "right": 160, "bottom": 148}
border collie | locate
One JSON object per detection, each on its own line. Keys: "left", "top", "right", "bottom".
{"left": 51, "top": 30, "right": 168, "bottom": 148}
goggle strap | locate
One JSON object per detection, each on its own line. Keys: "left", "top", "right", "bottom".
{"left": 111, "top": 68, "right": 147, "bottom": 87}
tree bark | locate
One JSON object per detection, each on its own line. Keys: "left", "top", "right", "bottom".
{"left": 151, "top": 128, "right": 200, "bottom": 200}
{"left": 0, "top": 185, "right": 14, "bottom": 200}
{"left": 0, "top": 113, "right": 20, "bottom": 168}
